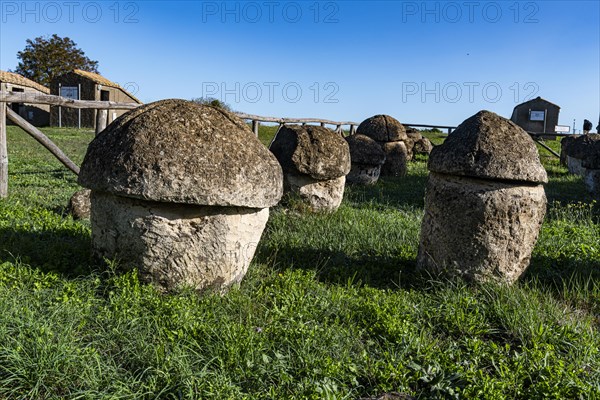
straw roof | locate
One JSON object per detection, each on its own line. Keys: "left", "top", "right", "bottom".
{"left": 0, "top": 70, "right": 50, "bottom": 94}
{"left": 72, "top": 69, "right": 141, "bottom": 103}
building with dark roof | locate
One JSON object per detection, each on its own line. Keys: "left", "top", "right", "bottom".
{"left": 510, "top": 96, "right": 561, "bottom": 135}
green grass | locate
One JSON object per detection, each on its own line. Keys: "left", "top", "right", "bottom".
{"left": 0, "top": 126, "right": 599, "bottom": 399}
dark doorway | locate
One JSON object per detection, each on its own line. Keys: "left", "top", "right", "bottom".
{"left": 10, "top": 88, "right": 24, "bottom": 114}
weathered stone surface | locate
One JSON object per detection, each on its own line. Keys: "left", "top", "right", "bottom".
{"left": 403, "top": 138, "right": 415, "bottom": 161}
{"left": 413, "top": 138, "right": 434, "bottom": 155}
{"left": 346, "top": 163, "right": 382, "bottom": 185}
{"left": 78, "top": 99, "right": 283, "bottom": 208}
{"left": 380, "top": 141, "right": 408, "bottom": 177}
{"left": 563, "top": 135, "right": 600, "bottom": 197}
{"left": 270, "top": 124, "right": 350, "bottom": 180}
{"left": 583, "top": 168, "right": 600, "bottom": 199}
{"left": 567, "top": 156, "right": 586, "bottom": 176}
{"left": 78, "top": 99, "right": 282, "bottom": 293}
{"left": 90, "top": 191, "right": 269, "bottom": 292}
{"left": 345, "top": 134, "right": 386, "bottom": 165}
{"left": 560, "top": 135, "right": 580, "bottom": 167}
{"left": 284, "top": 174, "right": 345, "bottom": 212}
{"left": 357, "top": 115, "right": 407, "bottom": 142}
{"left": 584, "top": 169, "right": 600, "bottom": 197}
{"left": 417, "top": 173, "right": 547, "bottom": 283}
{"left": 67, "top": 189, "right": 91, "bottom": 219}
{"left": 405, "top": 127, "right": 423, "bottom": 140}
{"left": 428, "top": 111, "right": 547, "bottom": 183}
{"left": 564, "top": 134, "right": 600, "bottom": 169}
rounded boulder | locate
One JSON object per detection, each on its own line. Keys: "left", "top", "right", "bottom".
{"left": 270, "top": 124, "right": 351, "bottom": 180}
{"left": 345, "top": 134, "right": 386, "bottom": 165}
{"left": 345, "top": 134, "right": 386, "bottom": 185}
{"left": 357, "top": 114, "right": 407, "bottom": 142}
{"left": 428, "top": 110, "right": 547, "bottom": 184}
{"left": 78, "top": 99, "right": 283, "bottom": 208}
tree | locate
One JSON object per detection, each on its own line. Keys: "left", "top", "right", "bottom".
{"left": 191, "top": 97, "right": 233, "bottom": 112}
{"left": 14, "top": 34, "right": 99, "bottom": 87}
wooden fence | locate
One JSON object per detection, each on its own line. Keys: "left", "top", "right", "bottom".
{"left": 0, "top": 91, "right": 461, "bottom": 198}
{"left": 0, "top": 92, "right": 139, "bottom": 198}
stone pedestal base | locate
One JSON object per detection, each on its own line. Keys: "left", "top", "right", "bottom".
{"left": 346, "top": 164, "right": 381, "bottom": 185}
{"left": 380, "top": 141, "right": 408, "bottom": 177}
{"left": 285, "top": 174, "right": 345, "bottom": 212}
{"left": 584, "top": 169, "right": 600, "bottom": 197}
{"left": 91, "top": 191, "right": 269, "bottom": 292}
{"left": 567, "top": 156, "right": 585, "bottom": 176}
{"left": 417, "top": 173, "right": 546, "bottom": 283}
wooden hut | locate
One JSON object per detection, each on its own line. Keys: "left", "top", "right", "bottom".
{"left": 0, "top": 70, "right": 50, "bottom": 126}
{"left": 50, "top": 69, "right": 142, "bottom": 128}
{"left": 510, "top": 96, "right": 561, "bottom": 136}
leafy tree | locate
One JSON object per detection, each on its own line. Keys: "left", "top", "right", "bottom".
{"left": 191, "top": 97, "right": 233, "bottom": 112}
{"left": 14, "top": 34, "right": 99, "bottom": 87}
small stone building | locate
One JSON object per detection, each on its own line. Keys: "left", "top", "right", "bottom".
{"left": 50, "top": 69, "right": 142, "bottom": 128}
{"left": 510, "top": 96, "right": 560, "bottom": 135}
{"left": 0, "top": 70, "right": 50, "bottom": 126}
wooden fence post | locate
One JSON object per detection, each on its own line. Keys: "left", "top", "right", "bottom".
{"left": 0, "top": 102, "right": 7, "bottom": 198}
{"left": 350, "top": 124, "right": 356, "bottom": 135}
{"left": 252, "top": 120, "right": 259, "bottom": 136}
{"left": 95, "top": 109, "right": 108, "bottom": 135}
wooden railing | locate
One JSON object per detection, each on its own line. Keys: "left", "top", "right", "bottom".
{"left": 235, "top": 112, "right": 360, "bottom": 136}
{"left": 0, "top": 91, "right": 139, "bottom": 197}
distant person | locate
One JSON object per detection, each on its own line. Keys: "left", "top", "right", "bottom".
{"left": 583, "top": 119, "right": 592, "bottom": 134}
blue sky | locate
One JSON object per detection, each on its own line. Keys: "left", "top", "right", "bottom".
{"left": 1, "top": 0, "right": 599, "bottom": 130}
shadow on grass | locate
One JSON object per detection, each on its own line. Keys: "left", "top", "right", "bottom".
{"left": 255, "top": 244, "right": 418, "bottom": 290}
{"left": 523, "top": 254, "right": 600, "bottom": 287}
{"left": 345, "top": 174, "right": 428, "bottom": 211}
{"left": 0, "top": 226, "right": 94, "bottom": 277}
{"left": 522, "top": 255, "right": 600, "bottom": 315}
{"left": 544, "top": 173, "right": 594, "bottom": 205}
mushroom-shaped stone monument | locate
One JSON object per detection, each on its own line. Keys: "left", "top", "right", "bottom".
{"left": 357, "top": 115, "right": 410, "bottom": 176}
{"left": 78, "top": 99, "right": 283, "bottom": 292}
{"left": 413, "top": 138, "right": 434, "bottom": 156}
{"left": 344, "top": 134, "right": 386, "bottom": 185}
{"left": 269, "top": 124, "right": 350, "bottom": 212}
{"left": 562, "top": 134, "right": 600, "bottom": 197}
{"left": 559, "top": 135, "right": 581, "bottom": 168}
{"left": 564, "top": 134, "right": 600, "bottom": 176}
{"left": 417, "top": 110, "right": 547, "bottom": 284}
{"left": 404, "top": 126, "right": 421, "bottom": 157}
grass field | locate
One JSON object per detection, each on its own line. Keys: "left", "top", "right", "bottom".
{"left": 0, "top": 125, "right": 599, "bottom": 399}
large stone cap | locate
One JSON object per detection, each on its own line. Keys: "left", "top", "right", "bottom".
{"left": 567, "top": 134, "right": 600, "bottom": 168}
{"left": 428, "top": 110, "right": 547, "bottom": 183}
{"left": 356, "top": 114, "right": 407, "bottom": 142}
{"left": 78, "top": 99, "right": 283, "bottom": 208}
{"left": 269, "top": 124, "right": 351, "bottom": 180}
{"left": 345, "top": 134, "right": 386, "bottom": 165}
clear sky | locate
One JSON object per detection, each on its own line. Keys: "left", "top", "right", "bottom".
{"left": 1, "top": 0, "right": 599, "bottom": 130}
